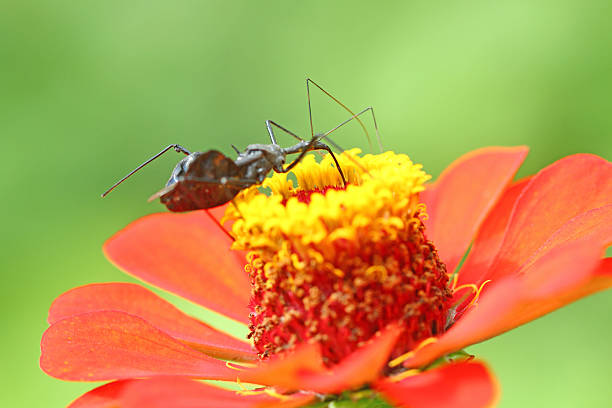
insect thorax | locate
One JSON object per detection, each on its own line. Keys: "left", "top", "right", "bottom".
{"left": 235, "top": 144, "right": 286, "bottom": 182}
{"left": 165, "top": 153, "right": 199, "bottom": 187}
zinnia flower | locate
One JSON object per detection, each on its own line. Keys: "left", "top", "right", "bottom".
{"left": 40, "top": 146, "right": 612, "bottom": 407}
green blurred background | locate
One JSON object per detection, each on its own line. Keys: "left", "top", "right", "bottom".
{"left": 2, "top": 1, "right": 611, "bottom": 406}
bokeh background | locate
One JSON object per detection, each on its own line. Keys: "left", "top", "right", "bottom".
{"left": 2, "top": 1, "right": 611, "bottom": 407}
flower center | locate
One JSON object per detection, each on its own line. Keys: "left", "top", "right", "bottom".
{"left": 224, "top": 150, "right": 452, "bottom": 366}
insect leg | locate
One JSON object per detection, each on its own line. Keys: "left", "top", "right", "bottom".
{"left": 306, "top": 78, "right": 382, "bottom": 152}
{"left": 101, "top": 144, "right": 191, "bottom": 197}
{"left": 266, "top": 120, "right": 304, "bottom": 145}
{"left": 323, "top": 107, "right": 377, "bottom": 141}
{"left": 203, "top": 210, "right": 235, "bottom": 241}
{"left": 278, "top": 137, "right": 347, "bottom": 186}
{"left": 314, "top": 144, "right": 347, "bottom": 187}
{"left": 279, "top": 137, "right": 319, "bottom": 173}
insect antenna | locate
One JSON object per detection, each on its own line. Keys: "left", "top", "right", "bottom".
{"left": 101, "top": 144, "right": 191, "bottom": 198}
{"left": 306, "top": 78, "right": 383, "bottom": 152}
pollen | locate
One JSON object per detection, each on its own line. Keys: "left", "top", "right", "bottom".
{"left": 224, "top": 150, "right": 452, "bottom": 366}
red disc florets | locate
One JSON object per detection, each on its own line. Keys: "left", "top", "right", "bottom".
{"left": 246, "top": 188, "right": 451, "bottom": 367}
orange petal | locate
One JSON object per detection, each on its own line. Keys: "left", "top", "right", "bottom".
{"left": 455, "top": 177, "right": 532, "bottom": 291}
{"left": 296, "top": 325, "right": 401, "bottom": 394}
{"left": 406, "top": 239, "right": 607, "bottom": 367}
{"left": 69, "top": 378, "right": 314, "bottom": 408}
{"left": 48, "top": 283, "right": 255, "bottom": 362}
{"left": 495, "top": 256, "right": 612, "bottom": 334}
{"left": 69, "top": 380, "right": 131, "bottom": 408}
{"left": 455, "top": 204, "right": 612, "bottom": 315}
{"left": 407, "top": 277, "right": 522, "bottom": 368}
{"left": 104, "top": 211, "right": 250, "bottom": 323}
{"left": 40, "top": 311, "right": 238, "bottom": 381}
{"left": 241, "top": 343, "right": 325, "bottom": 390}
{"left": 207, "top": 204, "right": 228, "bottom": 221}
{"left": 242, "top": 326, "right": 400, "bottom": 393}
{"left": 375, "top": 361, "right": 499, "bottom": 408}
{"left": 120, "top": 378, "right": 313, "bottom": 408}
{"left": 489, "top": 154, "right": 612, "bottom": 280}
{"left": 421, "top": 146, "right": 528, "bottom": 273}
{"left": 518, "top": 204, "right": 612, "bottom": 277}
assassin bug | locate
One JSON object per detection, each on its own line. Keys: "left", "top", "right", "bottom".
{"left": 101, "top": 79, "right": 381, "bottom": 212}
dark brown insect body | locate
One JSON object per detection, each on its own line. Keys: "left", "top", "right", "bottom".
{"left": 101, "top": 79, "right": 382, "bottom": 212}
{"left": 151, "top": 137, "right": 344, "bottom": 212}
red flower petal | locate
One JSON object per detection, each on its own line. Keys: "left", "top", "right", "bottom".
{"left": 405, "top": 238, "right": 607, "bottom": 367}
{"left": 103, "top": 211, "right": 250, "bottom": 323}
{"left": 455, "top": 177, "right": 532, "bottom": 290}
{"left": 122, "top": 378, "right": 314, "bottom": 408}
{"left": 239, "top": 326, "right": 401, "bottom": 393}
{"left": 592, "top": 257, "right": 612, "bottom": 279}
{"left": 493, "top": 256, "right": 612, "bottom": 336}
{"left": 241, "top": 343, "right": 325, "bottom": 390}
{"left": 69, "top": 380, "right": 132, "bottom": 408}
{"left": 519, "top": 208, "right": 612, "bottom": 295}
{"left": 207, "top": 204, "right": 228, "bottom": 221}
{"left": 48, "top": 283, "right": 255, "bottom": 362}
{"left": 69, "top": 378, "right": 314, "bottom": 408}
{"left": 375, "top": 361, "right": 499, "bottom": 408}
{"left": 421, "top": 146, "right": 528, "bottom": 273}
{"left": 489, "top": 154, "right": 612, "bottom": 280}
{"left": 518, "top": 204, "right": 612, "bottom": 279}
{"left": 40, "top": 311, "right": 238, "bottom": 381}
{"left": 296, "top": 325, "right": 401, "bottom": 394}
{"left": 242, "top": 326, "right": 400, "bottom": 393}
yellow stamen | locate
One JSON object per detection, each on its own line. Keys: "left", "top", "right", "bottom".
{"left": 467, "top": 280, "right": 492, "bottom": 308}
{"left": 236, "top": 386, "right": 289, "bottom": 400}
{"left": 388, "top": 337, "right": 439, "bottom": 368}
{"left": 388, "top": 369, "right": 421, "bottom": 382}
{"left": 450, "top": 273, "right": 459, "bottom": 290}
{"left": 416, "top": 202, "right": 428, "bottom": 221}
{"left": 225, "top": 362, "right": 248, "bottom": 371}
{"left": 365, "top": 265, "right": 388, "bottom": 281}
{"left": 453, "top": 283, "right": 478, "bottom": 295}
{"left": 235, "top": 377, "right": 247, "bottom": 390}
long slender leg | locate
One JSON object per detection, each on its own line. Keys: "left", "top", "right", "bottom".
{"left": 204, "top": 209, "right": 235, "bottom": 241}
{"left": 316, "top": 145, "right": 347, "bottom": 186}
{"left": 321, "top": 109, "right": 378, "bottom": 176}
{"left": 279, "top": 138, "right": 347, "bottom": 186}
{"left": 266, "top": 120, "right": 304, "bottom": 145}
{"left": 279, "top": 137, "right": 319, "bottom": 173}
{"left": 323, "top": 107, "right": 377, "bottom": 140}
{"left": 101, "top": 144, "right": 191, "bottom": 197}
{"left": 306, "top": 78, "right": 383, "bottom": 152}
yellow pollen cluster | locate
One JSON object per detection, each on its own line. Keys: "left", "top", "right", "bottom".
{"left": 224, "top": 149, "right": 431, "bottom": 252}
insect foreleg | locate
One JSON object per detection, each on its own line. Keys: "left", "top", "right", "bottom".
{"left": 279, "top": 138, "right": 347, "bottom": 187}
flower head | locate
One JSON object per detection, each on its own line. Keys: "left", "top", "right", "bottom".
{"left": 40, "top": 146, "right": 611, "bottom": 408}
{"left": 229, "top": 151, "right": 450, "bottom": 365}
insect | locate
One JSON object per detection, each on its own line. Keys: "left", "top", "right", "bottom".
{"left": 101, "top": 79, "right": 381, "bottom": 212}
